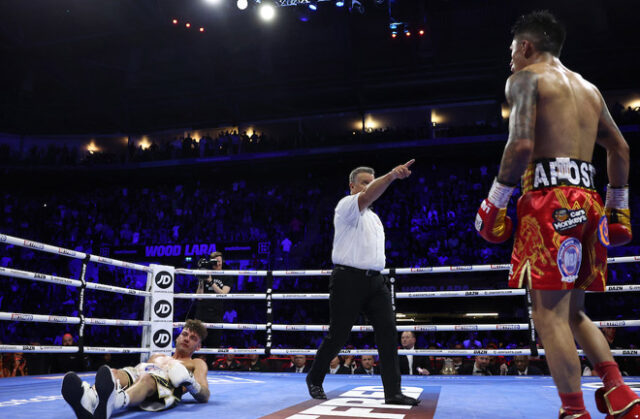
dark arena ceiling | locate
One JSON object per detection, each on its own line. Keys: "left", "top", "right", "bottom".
{"left": 1, "top": 0, "right": 639, "bottom": 134}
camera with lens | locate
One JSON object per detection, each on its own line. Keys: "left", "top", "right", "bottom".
{"left": 197, "top": 257, "right": 219, "bottom": 270}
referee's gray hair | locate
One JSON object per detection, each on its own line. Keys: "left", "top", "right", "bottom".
{"left": 349, "top": 166, "right": 375, "bottom": 184}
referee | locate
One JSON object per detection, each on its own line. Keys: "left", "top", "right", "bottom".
{"left": 306, "top": 160, "right": 419, "bottom": 406}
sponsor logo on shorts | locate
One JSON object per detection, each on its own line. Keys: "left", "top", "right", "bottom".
{"left": 153, "top": 330, "right": 172, "bottom": 348}
{"left": 552, "top": 208, "right": 587, "bottom": 232}
{"left": 598, "top": 216, "right": 610, "bottom": 247}
{"left": 557, "top": 237, "right": 582, "bottom": 283}
{"left": 154, "top": 271, "right": 173, "bottom": 289}
{"left": 12, "top": 313, "right": 34, "bottom": 321}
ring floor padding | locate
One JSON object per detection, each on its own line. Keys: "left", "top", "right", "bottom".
{"left": 1, "top": 371, "right": 639, "bottom": 418}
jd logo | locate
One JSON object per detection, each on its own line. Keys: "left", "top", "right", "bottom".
{"left": 154, "top": 271, "right": 173, "bottom": 289}
{"left": 153, "top": 330, "right": 171, "bottom": 348}
{"left": 154, "top": 300, "right": 172, "bottom": 318}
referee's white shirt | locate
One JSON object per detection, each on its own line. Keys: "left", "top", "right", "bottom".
{"left": 331, "top": 193, "right": 385, "bottom": 271}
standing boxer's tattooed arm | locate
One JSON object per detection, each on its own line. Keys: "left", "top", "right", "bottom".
{"left": 497, "top": 70, "right": 539, "bottom": 185}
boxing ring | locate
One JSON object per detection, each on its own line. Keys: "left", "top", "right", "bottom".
{"left": 1, "top": 232, "right": 640, "bottom": 418}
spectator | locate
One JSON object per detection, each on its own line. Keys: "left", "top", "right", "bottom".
{"left": 287, "top": 355, "right": 310, "bottom": 373}
{"left": 353, "top": 355, "right": 379, "bottom": 375}
{"left": 212, "top": 353, "right": 243, "bottom": 371}
{"left": 51, "top": 333, "right": 86, "bottom": 373}
{"left": 398, "top": 332, "right": 431, "bottom": 375}
{"left": 3, "top": 353, "right": 28, "bottom": 377}
{"left": 245, "top": 353, "right": 269, "bottom": 372}
{"left": 458, "top": 355, "right": 497, "bottom": 376}
{"left": 504, "top": 355, "right": 544, "bottom": 376}
{"left": 328, "top": 356, "right": 351, "bottom": 375}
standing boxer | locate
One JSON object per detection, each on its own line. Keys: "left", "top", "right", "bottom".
{"left": 475, "top": 11, "right": 637, "bottom": 418}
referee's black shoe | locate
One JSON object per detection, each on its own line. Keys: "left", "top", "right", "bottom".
{"left": 305, "top": 375, "right": 327, "bottom": 400}
{"left": 385, "top": 394, "right": 420, "bottom": 406}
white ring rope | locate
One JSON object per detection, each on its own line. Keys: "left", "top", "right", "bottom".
{"left": 4, "top": 344, "right": 638, "bottom": 357}
{"left": 175, "top": 268, "right": 268, "bottom": 277}
{"left": 191, "top": 348, "right": 640, "bottom": 357}
{"left": 0, "top": 312, "right": 150, "bottom": 327}
{"left": 174, "top": 285, "right": 640, "bottom": 301}
{"left": 0, "top": 344, "right": 151, "bottom": 354}
{"left": 0, "top": 234, "right": 151, "bottom": 272}
{"left": 0, "top": 266, "right": 150, "bottom": 297}
{"left": 171, "top": 320, "right": 639, "bottom": 332}
{"left": 174, "top": 293, "right": 266, "bottom": 300}
{"left": 263, "top": 348, "right": 640, "bottom": 357}
{"left": 175, "top": 257, "right": 639, "bottom": 278}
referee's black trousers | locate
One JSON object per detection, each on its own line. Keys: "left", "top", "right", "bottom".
{"left": 307, "top": 267, "right": 401, "bottom": 397}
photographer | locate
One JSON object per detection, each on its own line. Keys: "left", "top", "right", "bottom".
{"left": 194, "top": 252, "right": 232, "bottom": 363}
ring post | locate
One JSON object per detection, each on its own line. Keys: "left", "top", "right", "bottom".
{"left": 525, "top": 286, "right": 538, "bottom": 357}
{"left": 265, "top": 271, "right": 273, "bottom": 357}
{"left": 389, "top": 268, "right": 397, "bottom": 315}
{"left": 149, "top": 265, "right": 175, "bottom": 358}
{"left": 77, "top": 254, "right": 91, "bottom": 371}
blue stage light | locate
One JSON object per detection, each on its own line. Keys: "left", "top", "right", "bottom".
{"left": 336, "top": 1, "right": 344, "bottom": 6}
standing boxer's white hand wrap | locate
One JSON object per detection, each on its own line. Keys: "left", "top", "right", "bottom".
{"left": 605, "top": 184, "right": 629, "bottom": 209}
{"left": 475, "top": 179, "right": 516, "bottom": 244}
{"left": 487, "top": 178, "right": 516, "bottom": 208}
{"left": 604, "top": 184, "right": 632, "bottom": 247}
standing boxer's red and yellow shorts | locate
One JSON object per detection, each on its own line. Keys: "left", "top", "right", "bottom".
{"left": 508, "top": 158, "right": 609, "bottom": 291}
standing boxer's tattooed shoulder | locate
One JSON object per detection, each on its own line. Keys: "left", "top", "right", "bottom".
{"left": 507, "top": 70, "right": 538, "bottom": 141}
{"left": 506, "top": 70, "right": 538, "bottom": 104}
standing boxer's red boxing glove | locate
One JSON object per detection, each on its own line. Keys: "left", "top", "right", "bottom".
{"left": 475, "top": 179, "right": 515, "bottom": 244}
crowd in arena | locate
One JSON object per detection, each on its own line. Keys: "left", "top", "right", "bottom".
{"left": 1, "top": 111, "right": 640, "bottom": 379}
